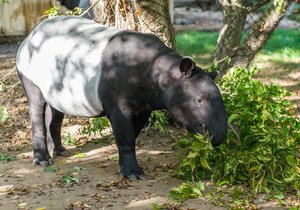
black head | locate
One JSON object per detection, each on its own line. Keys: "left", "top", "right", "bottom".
{"left": 166, "top": 57, "right": 228, "bottom": 146}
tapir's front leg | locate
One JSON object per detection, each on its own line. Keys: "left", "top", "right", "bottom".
{"left": 108, "top": 108, "right": 146, "bottom": 180}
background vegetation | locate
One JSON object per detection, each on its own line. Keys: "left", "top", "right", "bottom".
{"left": 168, "top": 28, "right": 300, "bottom": 208}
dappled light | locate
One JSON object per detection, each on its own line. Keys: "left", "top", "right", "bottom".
{"left": 126, "top": 196, "right": 169, "bottom": 208}
{"left": 1, "top": 1, "right": 299, "bottom": 209}
{"left": 65, "top": 144, "right": 118, "bottom": 164}
{"left": 0, "top": 185, "right": 14, "bottom": 196}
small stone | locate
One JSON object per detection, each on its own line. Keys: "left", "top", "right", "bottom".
{"left": 18, "top": 202, "right": 28, "bottom": 207}
{"left": 11, "top": 195, "right": 20, "bottom": 200}
{"left": 15, "top": 174, "right": 24, "bottom": 178}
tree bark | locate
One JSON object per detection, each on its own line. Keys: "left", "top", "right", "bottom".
{"left": 215, "top": 0, "right": 293, "bottom": 77}
{"left": 90, "top": 0, "right": 175, "bottom": 49}
{"left": 214, "top": 0, "right": 247, "bottom": 77}
{"left": 231, "top": 0, "right": 293, "bottom": 68}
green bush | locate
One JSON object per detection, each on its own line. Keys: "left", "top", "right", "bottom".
{"left": 82, "top": 117, "right": 110, "bottom": 137}
{"left": 147, "top": 111, "right": 169, "bottom": 134}
{"left": 81, "top": 111, "right": 168, "bottom": 140}
{"left": 176, "top": 67, "right": 300, "bottom": 194}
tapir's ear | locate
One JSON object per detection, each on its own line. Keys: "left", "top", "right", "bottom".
{"left": 207, "top": 71, "right": 218, "bottom": 80}
{"left": 179, "top": 56, "right": 195, "bottom": 77}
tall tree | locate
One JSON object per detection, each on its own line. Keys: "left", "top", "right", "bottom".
{"left": 90, "top": 0, "right": 175, "bottom": 49}
{"left": 215, "top": 0, "right": 293, "bottom": 77}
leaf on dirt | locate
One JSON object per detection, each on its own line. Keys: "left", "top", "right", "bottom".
{"left": 151, "top": 202, "right": 185, "bottom": 210}
{"left": 65, "top": 200, "right": 91, "bottom": 210}
{"left": 111, "top": 155, "right": 119, "bottom": 162}
{"left": 59, "top": 160, "right": 67, "bottom": 165}
{"left": 91, "top": 192, "right": 104, "bottom": 202}
{"left": 74, "top": 152, "right": 86, "bottom": 158}
{"left": 61, "top": 174, "right": 80, "bottom": 184}
{"left": 44, "top": 166, "right": 58, "bottom": 173}
{"left": 7, "top": 185, "right": 30, "bottom": 196}
{"left": 35, "top": 208, "right": 47, "bottom": 210}
{"left": 96, "top": 179, "right": 132, "bottom": 191}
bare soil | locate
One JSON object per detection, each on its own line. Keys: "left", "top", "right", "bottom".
{"left": 0, "top": 41, "right": 299, "bottom": 210}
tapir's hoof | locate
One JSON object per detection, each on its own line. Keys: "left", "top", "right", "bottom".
{"left": 32, "top": 158, "right": 52, "bottom": 167}
{"left": 123, "top": 174, "right": 147, "bottom": 181}
{"left": 54, "top": 149, "right": 70, "bottom": 157}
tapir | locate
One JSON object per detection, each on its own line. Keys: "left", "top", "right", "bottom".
{"left": 16, "top": 16, "right": 227, "bottom": 180}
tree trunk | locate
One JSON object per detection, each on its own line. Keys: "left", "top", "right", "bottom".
{"left": 90, "top": 0, "right": 175, "bottom": 49}
{"left": 215, "top": 0, "right": 293, "bottom": 77}
{"left": 231, "top": 0, "right": 293, "bottom": 68}
{"left": 214, "top": 0, "right": 247, "bottom": 77}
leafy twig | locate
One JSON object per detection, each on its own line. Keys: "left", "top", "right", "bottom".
{"left": 228, "top": 123, "right": 240, "bottom": 141}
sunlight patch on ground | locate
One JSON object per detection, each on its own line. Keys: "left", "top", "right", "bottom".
{"left": 0, "top": 185, "right": 14, "bottom": 196}
{"left": 288, "top": 71, "right": 300, "bottom": 80}
{"left": 10, "top": 167, "right": 40, "bottom": 175}
{"left": 62, "top": 124, "right": 83, "bottom": 134}
{"left": 64, "top": 146, "right": 174, "bottom": 165}
{"left": 65, "top": 144, "right": 118, "bottom": 164}
{"left": 126, "top": 196, "right": 169, "bottom": 208}
{"left": 137, "top": 149, "right": 174, "bottom": 155}
{"left": 16, "top": 151, "right": 33, "bottom": 159}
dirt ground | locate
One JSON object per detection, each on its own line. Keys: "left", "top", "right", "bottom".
{"left": 0, "top": 39, "right": 299, "bottom": 210}
{"left": 0, "top": 45, "right": 223, "bottom": 210}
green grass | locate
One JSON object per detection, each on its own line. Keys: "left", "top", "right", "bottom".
{"left": 175, "top": 29, "right": 300, "bottom": 69}
{"left": 256, "top": 29, "right": 300, "bottom": 67}
{"left": 176, "top": 31, "right": 219, "bottom": 67}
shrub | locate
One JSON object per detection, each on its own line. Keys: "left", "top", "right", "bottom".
{"left": 176, "top": 67, "right": 300, "bottom": 194}
{"left": 81, "top": 117, "right": 110, "bottom": 137}
{"left": 146, "top": 111, "right": 169, "bottom": 134}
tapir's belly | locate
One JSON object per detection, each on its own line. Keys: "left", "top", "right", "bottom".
{"left": 17, "top": 16, "right": 121, "bottom": 117}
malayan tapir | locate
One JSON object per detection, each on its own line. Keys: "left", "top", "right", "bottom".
{"left": 16, "top": 16, "right": 227, "bottom": 180}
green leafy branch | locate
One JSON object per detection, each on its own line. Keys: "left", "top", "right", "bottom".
{"left": 0, "top": 0, "right": 8, "bottom": 4}
{"left": 174, "top": 67, "right": 300, "bottom": 206}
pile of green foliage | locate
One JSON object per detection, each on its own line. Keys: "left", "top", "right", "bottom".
{"left": 175, "top": 67, "right": 300, "bottom": 195}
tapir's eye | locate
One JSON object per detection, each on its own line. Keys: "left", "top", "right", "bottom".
{"left": 196, "top": 97, "right": 202, "bottom": 103}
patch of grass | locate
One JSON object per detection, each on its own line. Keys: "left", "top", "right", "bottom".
{"left": 176, "top": 29, "right": 300, "bottom": 69}
{"left": 254, "top": 29, "right": 300, "bottom": 69}
{"left": 263, "top": 29, "right": 300, "bottom": 52}
{"left": 44, "top": 166, "right": 58, "bottom": 173}
{"left": 0, "top": 153, "right": 16, "bottom": 162}
{"left": 176, "top": 31, "right": 218, "bottom": 66}
{"left": 61, "top": 174, "right": 80, "bottom": 184}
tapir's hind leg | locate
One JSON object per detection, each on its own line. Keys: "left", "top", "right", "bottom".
{"left": 45, "top": 105, "right": 70, "bottom": 158}
{"left": 18, "top": 73, "right": 51, "bottom": 167}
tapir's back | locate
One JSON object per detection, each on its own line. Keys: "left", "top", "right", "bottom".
{"left": 17, "top": 16, "right": 122, "bottom": 117}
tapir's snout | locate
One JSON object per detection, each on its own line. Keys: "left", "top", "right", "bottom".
{"left": 186, "top": 120, "right": 227, "bottom": 146}
{"left": 210, "top": 127, "right": 227, "bottom": 146}
{"left": 207, "top": 118, "right": 228, "bottom": 146}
